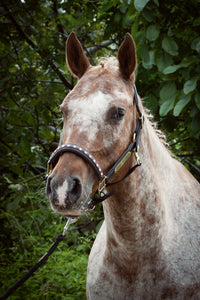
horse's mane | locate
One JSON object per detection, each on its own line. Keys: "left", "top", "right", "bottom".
{"left": 145, "top": 110, "right": 169, "bottom": 147}
{"left": 97, "top": 56, "right": 118, "bottom": 69}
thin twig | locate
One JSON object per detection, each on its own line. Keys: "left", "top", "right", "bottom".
{"left": 182, "top": 158, "right": 200, "bottom": 175}
{"left": 87, "top": 38, "right": 116, "bottom": 55}
{"left": 170, "top": 137, "right": 190, "bottom": 147}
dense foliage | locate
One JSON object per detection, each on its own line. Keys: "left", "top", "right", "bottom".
{"left": 1, "top": 0, "right": 200, "bottom": 298}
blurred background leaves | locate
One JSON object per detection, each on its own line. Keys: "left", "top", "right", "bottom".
{"left": 0, "top": 0, "right": 200, "bottom": 298}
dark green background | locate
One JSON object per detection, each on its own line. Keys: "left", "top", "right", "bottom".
{"left": 1, "top": 0, "right": 200, "bottom": 298}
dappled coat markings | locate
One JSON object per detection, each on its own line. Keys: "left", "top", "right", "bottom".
{"left": 46, "top": 32, "right": 200, "bottom": 299}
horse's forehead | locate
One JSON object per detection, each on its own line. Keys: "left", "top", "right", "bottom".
{"left": 62, "top": 69, "right": 132, "bottom": 110}
{"left": 60, "top": 67, "right": 134, "bottom": 143}
{"left": 65, "top": 89, "right": 129, "bottom": 129}
{"left": 62, "top": 89, "right": 130, "bottom": 145}
{"left": 61, "top": 76, "right": 133, "bottom": 144}
{"left": 68, "top": 90, "right": 113, "bottom": 113}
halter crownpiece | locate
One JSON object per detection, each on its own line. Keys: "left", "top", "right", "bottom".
{"left": 47, "top": 85, "right": 144, "bottom": 209}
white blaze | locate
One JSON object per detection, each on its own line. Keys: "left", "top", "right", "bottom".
{"left": 65, "top": 90, "right": 130, "bottom": 147}
{"left": 56, "top": 180, "right": 68, "bottom": 206}
{"left": 67, "top": 91, "right": 111, "bottom": 140}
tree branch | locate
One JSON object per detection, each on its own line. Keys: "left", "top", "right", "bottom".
{"left": 31, "top": 80, "right": 63, "bottom": 84}
{"left": 48, "top": 60, "right": 73, "bottom": 89}
{"left": 182, "top": 158, "right": 200, "bottom": 176}
{"left": 3, "top": 3, "right": 73, "bottom": 90}
{"left": 170, "top": 137, "right": 190, "bottom": 147}
{"left": 51, "top": 0, "right": 66, "bottom": 37}
{"left": 87, "top": 38, "right": 116, "bottom": 55}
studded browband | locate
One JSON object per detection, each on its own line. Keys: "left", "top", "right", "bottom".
{"left": 47, "top": 85, "right": 144, "bottom": 209}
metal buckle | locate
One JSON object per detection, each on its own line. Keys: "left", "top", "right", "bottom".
{"left": 98, "top": 176, "right": 107, "bottom": 194}
{"left": 134, "top": 150, "right": 141, "bottom": 165}
{"left": 114, "top": 151, "right": 132, "bottom": 174}
{"left": 139, "top": 114, "right": 144, "bottom": 128}
{"left": 85, "top": 204, "right": 96, "bottom": 212}
{"left": 62, "top": 217, "right": 79, "bottom": 236}
{"left": 133, "top": 132, "right": 136, "bottom": 142}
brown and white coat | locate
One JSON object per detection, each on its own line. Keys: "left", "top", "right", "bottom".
{"left": 46, "top": 32, "right": 200, "bottom": 299}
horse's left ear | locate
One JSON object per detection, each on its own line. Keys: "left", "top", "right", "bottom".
{"left": 117, "top": 33, "right": 137, "bottom": 80}
{"left": 66, "top": 32, "right": 91, "bottom": 78}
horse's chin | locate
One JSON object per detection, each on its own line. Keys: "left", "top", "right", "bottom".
{"left": 50, "top": 197, "right": 90, "bottom": 217}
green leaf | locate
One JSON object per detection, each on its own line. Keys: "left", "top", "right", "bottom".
{"left": 163, "top": 59, "right": 192, "bottom": 74}
{"left": 141, "top": 44, "right": 155, "bottom": 69}
{"left": 142, "top": 10, "right": 153, "bottom": 22}
{"left": 173, "top": 95, "right": 191, "bottom": 116}
{"left": 160, "top": 82, "right": 177, "bottom": 101}
{"left": 119, "top": 3, "right": 128, "bottom": 14}
{"left": 191, "top": 37, "right": 200, "bottom": 53}
{"left": 156, "top": 51, "right": 173, "bottom": 72}
{"left": 134, "top": 0, "right": 150, "bottom": 11}
{"left": 146, "top": 25, "right": 160, "bottom": 41}
{"left": 159, "top": 82, "right": 177, "bottom": 116}
{"left": 114, "top": 12, "right": 122, "bottom": 24}
{"left": 100, "top": 2, "right": 113, "bottom": 12}
{"left": 143, "top": 94, "right": 158, "bottom": 114}
{"left": 162, "top": 36, "right": 178, "bottom": 56}
{"left": 141, "top": 44, "right": 150, "bottom": 64}
{"left": 163, "top": 65, "right": 181, "bottom": 74}
{"left": 122, "top": 14, "right": 131, "bottom": 28}
{"left": 142, "top": 50, "right": 155, "bottom": 69}
{"left": 183, "top": 78, "right": 198, "bottom": 95}
{"left": 131, "top": 15, "right": 140, "bottom": 39}
{"left": 153, "top": 0, "right": 159, "bottom": 6}
{"left": 159, "top": 99, "right": 175, "bottom": 116}
{"left": 194, "top": 92, "right": 200, "bottom": 110}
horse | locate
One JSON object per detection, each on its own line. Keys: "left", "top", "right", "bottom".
{"left": 46, "top": 32, "right": 200, "bottom": 299}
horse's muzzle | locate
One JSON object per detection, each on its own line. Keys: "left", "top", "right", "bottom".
{"left": 46, "top": 174, "right": 84, "bottom": 216}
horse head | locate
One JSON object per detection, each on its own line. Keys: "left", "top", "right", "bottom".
{"left": 46, "top": 32, "right": 140, "bottom": 216}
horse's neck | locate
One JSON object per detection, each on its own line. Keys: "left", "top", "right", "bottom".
{"left": 103, "top": 117, "right": 170, "bottom": 258}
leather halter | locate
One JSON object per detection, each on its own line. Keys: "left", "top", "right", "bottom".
{"left": 47, "top": 85, "right": 144, "bottom": 209}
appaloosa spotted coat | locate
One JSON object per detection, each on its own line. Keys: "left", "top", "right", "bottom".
{"left": 46, "top": 32, "right": 200, "bottom": 299}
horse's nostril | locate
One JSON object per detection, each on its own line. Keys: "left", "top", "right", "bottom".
{"left": 68, "top": 176, "right": 82, "bottom": 203}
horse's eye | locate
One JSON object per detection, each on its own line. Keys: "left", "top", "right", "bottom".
{"left": 110, "top": 108, "right": 125, "bottom": 121}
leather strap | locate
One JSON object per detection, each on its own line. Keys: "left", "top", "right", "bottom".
{"left": 47, "top": 143, "right": 104, "bottom": 181}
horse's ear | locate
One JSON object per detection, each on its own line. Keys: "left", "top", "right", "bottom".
{"left": 66, "top": 32, "right": 91, "bottom": 78}
{"left": 117, "top": 33, "right": 137, "bottom": 80}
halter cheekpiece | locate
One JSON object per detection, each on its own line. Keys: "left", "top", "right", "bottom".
{"left": 47, "top": 85, "right": 144, "bottom": 209}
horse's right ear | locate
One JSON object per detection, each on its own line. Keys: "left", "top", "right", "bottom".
{"left": 66, "top": 32, "right": 91, "bottom": 78}
{"left": 117, "top": 33, "right": 137, "bottom": 80}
